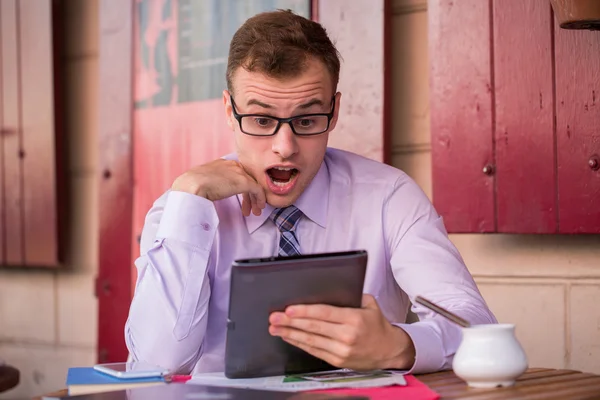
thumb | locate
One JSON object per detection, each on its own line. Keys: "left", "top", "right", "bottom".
{"left": 361, "top": 294, "right": 378, "bottom": 309}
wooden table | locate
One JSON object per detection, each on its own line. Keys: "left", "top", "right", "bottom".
{"left": 419, "top": 368, "right": 600, "bottom": 399}
{"left": 37, "top": 368, "right": 600, "bottom": 399}
{"left": 0, "top": 365, "right": 20, "bottom": 393}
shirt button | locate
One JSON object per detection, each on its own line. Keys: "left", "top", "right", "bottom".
{"left": 201, "top": 222, "right": 211, "bottom": 231}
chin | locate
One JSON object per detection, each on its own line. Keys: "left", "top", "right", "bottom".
{"left": 265, "top": 192, "right": 298, "bottom": 209}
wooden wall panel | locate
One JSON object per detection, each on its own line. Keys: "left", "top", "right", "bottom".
{"left": 555, "top": 24, "right": 600, "bottom": 233}
{"left": 98, "top": 0, "right": 134, "bottom": 362}
{"left": 429, "top": 0, "right": 496, "bottom": 232}
{"left": 493, "top": 1, "right": 557, "bottom": 233}
{"left": 0, "top": 0, "right": 60, "bottom": 266}
{"left": 1, "top": 0, "right": 24, "bottom": 264}
{"left": 316, "top": 0, "right": 390, "bottom": 164}
{"left": 0, "top": 46, "right": 3, "bottom": 264}
{"left": 19, "top": 0, "right": 58, "bottom": 264}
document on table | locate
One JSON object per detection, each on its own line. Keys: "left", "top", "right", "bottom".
{"left": 188, "top": 369, "right": 407, "bottom": 392}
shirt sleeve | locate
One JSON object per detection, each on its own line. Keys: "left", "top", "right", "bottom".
{"left": 384, "top": 175, "right": 497, "bottom": 374}
{"left": 125, "top": 190, "right": 219, "bottom": 374}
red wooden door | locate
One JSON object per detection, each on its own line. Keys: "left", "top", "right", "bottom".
{"left": 91, "top": 0, "right": 389, "bottom": 362}
{"left": 429, "top": 0, "right": 600, "bottom": 234}
{"left": 95, "top": 0, "right": 392, "bottom": 364}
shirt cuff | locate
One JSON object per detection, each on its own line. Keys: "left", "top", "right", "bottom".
{"left": 156, "top": 191, "right": 219, "bottom": 251}
{"left": 394, "top": 322, "right": 446, "bottom": 374}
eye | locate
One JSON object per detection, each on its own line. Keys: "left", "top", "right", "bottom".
{"left": 253, "top": 117, "right": 275, "bottom": 127}
{"left": 295, "top": 118, "right": 314, "bottom": 127}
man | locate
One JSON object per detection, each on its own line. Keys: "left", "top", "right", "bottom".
{"left": 125, "top": 9, "right": 496, "bottom": 375}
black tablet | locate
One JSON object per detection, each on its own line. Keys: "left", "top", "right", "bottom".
{"left": 224, "top": 250, "right": 368, "bottom": 379}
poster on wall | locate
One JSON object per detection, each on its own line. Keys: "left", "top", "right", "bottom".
{"left": 132, "top": 0, "right": 310, "bottom": 270}
{"left": 135, "top": 0, "right": 310, "bottom": 108}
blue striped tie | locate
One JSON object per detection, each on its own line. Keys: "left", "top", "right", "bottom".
{"left": 270, "top": 206, "right": 303, "bottom": 256}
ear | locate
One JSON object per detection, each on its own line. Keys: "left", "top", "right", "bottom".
{"left": 328, "top": 92, "right": 342, "bottom": 133}
{"left": 223, "top": 90, "right": 234, "bottom": 130}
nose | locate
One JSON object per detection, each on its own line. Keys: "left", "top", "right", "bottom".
{"left": 271, "top": 122, "right": 299, "bottom": 159}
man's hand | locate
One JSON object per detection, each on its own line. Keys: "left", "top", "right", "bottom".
{"left": 268, "top": 294, "right": 416, "bottom": 371}
{"left": 171, "top": 159, "right": 266, "bottom": 216}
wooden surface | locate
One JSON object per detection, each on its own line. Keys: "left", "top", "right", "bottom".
{"left": 493, "top": 0, "right": 556, "bottom": 233}
{"left": 420, "top": 368, "right": 600, "bottom": 399}
{"left": 97, "top": 0, "right": 134, "bottom": 363}
{"left": 19, "top": 0, "right": 59, "bottom": 265}
{"left": 554, "top": 19, "right": 600, "bottom": 233}
{"left": 1, "top": 0, "right": 22, "bottom": 264}
{"left": 0, "top": 0, "right": 60, "bottom": 266}
{"left": 429, "top": 0, "right": 496, "bottom": 233}
{"left": 35, "top": 368, "right": 600, "bottom": 399}
{"left": 0, "top": 365, "right": 19, "bottom": 393}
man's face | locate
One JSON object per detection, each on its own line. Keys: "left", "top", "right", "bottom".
{"left": 223, "top": 59, "right": 341, "bottom": 208}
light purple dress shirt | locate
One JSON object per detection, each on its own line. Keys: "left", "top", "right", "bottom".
{"left": 125, "top": 147, "right": 496, "bottom": 375}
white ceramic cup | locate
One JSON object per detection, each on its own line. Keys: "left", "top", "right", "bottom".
{"left": 452, "top": 323, "right": 528, "bottom": 388}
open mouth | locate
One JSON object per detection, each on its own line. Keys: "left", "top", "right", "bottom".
{"left": 265, "top": 167, "right": 300, "bottom": 195}
{"left": 267, "top": 167, "right": 299, "bottom": 187}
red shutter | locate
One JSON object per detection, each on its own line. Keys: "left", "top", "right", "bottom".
{"left": 429, "top": 0, "right": 600, "bottom": 234}
{"left": 493, "top": 1, "right": 557, "bottom": 233}
{"left": 0, "top": 0, "right": 62, "bottom": 266}
{"left": 429, "top": 0, "right": 495, "bottom": 232}
{"left": 555, "top": 22, "right": 600, "bottom": 233}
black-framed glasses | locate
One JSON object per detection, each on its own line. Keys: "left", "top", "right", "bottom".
{"left": 230, "top": 95, "right": 336, "bottom": 136}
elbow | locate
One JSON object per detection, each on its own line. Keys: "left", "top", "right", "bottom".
{"left": 124, "top": 318, "right": 203, "bottom": 374}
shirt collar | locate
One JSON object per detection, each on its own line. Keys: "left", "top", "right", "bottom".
{"left": 241, "top": 159, "right": 330, "bottom": 234}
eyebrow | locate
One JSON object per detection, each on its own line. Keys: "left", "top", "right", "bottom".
{"left": 245, "top": 98, "right": 325, "bottom": 110}
{"left": 297, "top": 99, "right": 324, "bottom": 109}
{"left": 246, "top": 99, "right": 273, "bottom": 108}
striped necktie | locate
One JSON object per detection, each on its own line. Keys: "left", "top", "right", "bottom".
{"left": 270, "top": 205, "right": 303, "bottom": 256}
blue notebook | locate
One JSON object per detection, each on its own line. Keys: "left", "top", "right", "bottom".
{"left": 66, "top": 367, "right": 165, "bottom": 395}
{"left": 67, "top": 367, "right": 165, "bottom": 385}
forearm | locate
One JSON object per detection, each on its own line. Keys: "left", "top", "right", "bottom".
{"left": 125, "top": 240, "right": 212, "bottom": 373}
{"left": 125, "top": 191, "right": 219, "bottom": 374}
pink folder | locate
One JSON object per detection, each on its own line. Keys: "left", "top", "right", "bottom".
{"left": 314, "top": 375, "right": 440, "bottom": 400}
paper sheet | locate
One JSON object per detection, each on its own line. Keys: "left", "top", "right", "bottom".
{"left": 188, "top": 370, "right": 407, "bottom": 392}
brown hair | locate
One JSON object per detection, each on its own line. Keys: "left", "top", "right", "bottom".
{"left": 226, "top": 9, "right": 341, "bottom": 94}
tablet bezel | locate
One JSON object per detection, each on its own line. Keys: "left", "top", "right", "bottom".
{"left": 224, "top": 250, "right": 368, "bottom": 379}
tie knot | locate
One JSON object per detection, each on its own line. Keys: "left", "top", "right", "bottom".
{"left": 270, "top": 205, "right": 303, "bottom": 233}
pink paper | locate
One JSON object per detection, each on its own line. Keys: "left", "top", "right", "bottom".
{"left": 314, "top": 375, "right": 440, "bottom": 400}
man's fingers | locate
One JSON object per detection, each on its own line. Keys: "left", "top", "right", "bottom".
{"left": 241, "top": 192, "right": 252, "bottom": 217}
{"left": 283, "top": 337, "right": 343, "bottom": 368}
{"left": 362, "top": 294, "right": 378, "bottom": 309}
{"left": 271, "top": 326, "right": 349, "bottom": 358}
{"left": 285, "top": 303, "right": 357, "bottom": 324}
{"left": 249, "top": 182, "right": 267, "bottom": 209}
{"left": 238, "top": 162, "right": 266, "bottom": 207}
{"left": 248, "top": 183, "right": 266, "bottom": 216}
